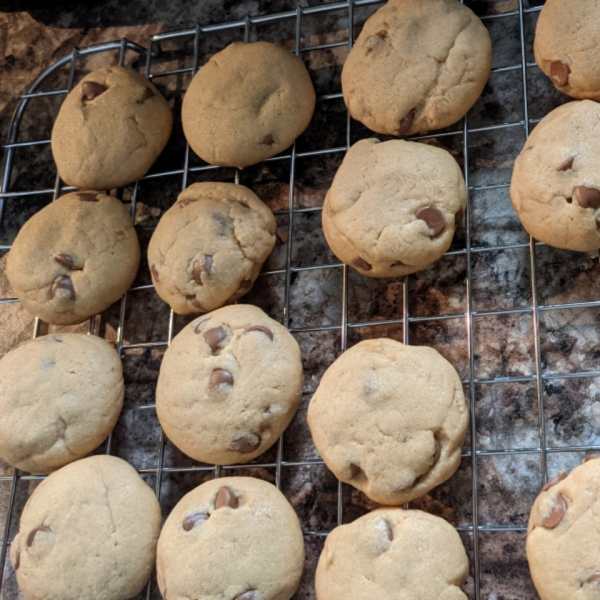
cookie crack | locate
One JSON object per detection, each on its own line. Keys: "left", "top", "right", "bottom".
{"left": 98, "top": 468, "right": 117, "bottom": 538}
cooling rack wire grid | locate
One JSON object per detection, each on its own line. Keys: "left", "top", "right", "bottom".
{"left": 1, "top": 1, "right": 599, "bottom": 599}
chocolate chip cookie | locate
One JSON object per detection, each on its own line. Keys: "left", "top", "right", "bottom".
{"left": 148, "top": 182, "right": 276, "bottom": 315}
{"left": 316, "top": 508, "right": 469, "bottom": 600}
{"left": 10, "top": 455, "right": 161, "bottom": 600}
{"left": 322, "top": 138, "right": 467, "bottom": 277}
{"left": 0, "top": 333, "right": 123, "bottom": 474}
{"left": 510, "top": 100, "right": 600, "bottom": 252}
{"left": 156, "top": 305, "right": 303, "bottom": 465}
{"left": 157, "top": 476, "right": 305, "bottom": 600}
{"left": 6, "top": 191, "right": 140, "bottom": 325}
{"left": 535, "top": 0, "right": 600, "bottom": 100}
{"left": 307, "top": 338, "right": 468, "bottom": 505}
{"left": 527, "top": 455, "right": 600, "bottom": 600}
{"left": 52, "top": 66, "right": 173, "bottom": 190}
{"left": 342, "top": 0, "right": 492, "bottom": 136}
{"left": 181, "top": 41, "right": 316, "bottom": 168}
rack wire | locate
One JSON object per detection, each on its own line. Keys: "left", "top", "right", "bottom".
{"left": 2, "top": 1, "right": 599, "bottom": 598}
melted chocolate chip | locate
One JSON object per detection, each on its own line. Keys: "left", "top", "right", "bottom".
{"left": 350, "top": 463, "right": 361, "bottom": 478}
{"left": 557, "top": 156, "right": 575, "bottom": 172}
{"left": 187, "top": 296, "right": 204, "bottom": 310}
{"left": 26, "top": 525, "right": 52, "bottom": 547}
{"left": 193, "top": 319, "right": 209, "bottom": 334}
{"left": 182, "top": 512, "right": 209, "bottom": 531}
{"left": 384, "top": 520, "right": 394, "bottom": 541}
{"left": 261, "top": 134, "right": 275, "bottom": 146}
{"left": 416, "top": 205, "right": 445, "bottom": 237}
{"left": 51, "top": 276, "right": 75, "bottom": 300}
{"left": 234, "top": 592, "right": 257, "bottom": 600}
{"left": 587, "top": 574, "right": 600, "bottom": 586}
{"left": 215, "top": 485, "right": 239, "bottom": 509}
{"left": 209, "top": 369, "right": 234, "bottom": 389}
{"left": 138, "top": 87, "right": 154, "bottom": 103}
{"left": 82, "top": 81, "right": 107, "bottom": 101}
{"left": 202, "top": 255, "right": 213, "bottom": 276}
{"left": 54, "top": 253, "right": 82, "bottom": 270}
{"left": 398, "top": 109, "right": 416, "bottom": 135}
{"left": 353, "top": 257, "right": 372, "bottom": 271}
{"left": 78, "top": 192, "right": 100, "bottom": 202}
{"left": 203, "top": 327, "right": 227, "bottom": 353}
{"left": 573, "top": 186, "right": 600, "bottom": 209}
{"left": 542, "top": 471, "right": 567, "bottom": 492}
{"left": 542, "top": 493, "right": 568, "bottom": 529}
{"left": 230, "top": 434, "right": 261, "bottom": 454}
{"left": 212, "top": 213, "right": 232, "bottom": 232}
{"left": 583, "top": 454, "right": 600, "bottom": 463}
{"left": 244, "top": 325, "right": 273, "bottom": 341}
{"left": 150, "top": 264, "right": 160, "bottom": 282}
{"left": 550, "top": 60, "right": 570, "bottom": 87}
{"left": 193, "top": 255, "right": 213, "bottom": 285}
{"left": 13, "top": 549, "right": 20, "bottom": 571}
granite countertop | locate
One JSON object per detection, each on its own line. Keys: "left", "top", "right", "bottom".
{"left": 1, "top": 1, "right": 599, "bottom": 599}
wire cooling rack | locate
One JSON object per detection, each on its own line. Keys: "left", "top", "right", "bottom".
{"left": 3, "top": 1, "right": 600, "bottom": 599}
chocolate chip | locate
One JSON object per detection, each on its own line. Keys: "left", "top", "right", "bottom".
{"left": 209, "top": 369, "right": 234, "bottom": 389}
{"left": 150, "top": 264, "right": 160, "bottom": 282}
{"left": 353, "top": 257, "right": 372, "bottom": 271}
{"left": 244, "top": 325, "right": 274, "bottom": 341}
{"left": 384, "top": 520, "right": 393, "bottom": 541}
{"left": 541, "top": 471, "right": 567, "bottom": 492}
{"left": 377, "top": 29, "right": 388, "bottom": 38}
{"left": 587, "top": 574, "right": 600, "bottom": 586}
{"left": 82, "top": 81, "right": 107, "bottom": 101}
{"left": 26, "top": 525, "right": 52, "bottom": 547}
{"left": 51, "top": 276, "right": 75, "bottom": 300}
{"left": 583, "top": 454, "right": 600, "bottom": 463}
{"left": 193, "top": 255, "right": 213, "bottom": 285}
{"left": 54, "top": 253, "right": 82, "bottom": 270}
{"left": 398, "top": 109, "right": 415, "bottom": 135}
{"left": 433, "top": 438, "right": 441, "bottom": 465}
{"left": 182, "top": 512, "right": 209, "bottom": 531}
{"left": 212, "top": 213, "right": 232, "bottom": 232}
{"left": 13, "top": 549, "right": 20, "bottom": 571}
{"left": 203, "top": 255, "right": 213, "bottom": 276}
{"left": 557, "top": 156, "right": 575, "bottom": 172}
{"left": 215, "top": 485, "right": 239, "bottom": 509}
{"left": 261, "top": 134, "right": 275, "bottom": 146}
{"left": 541, "top": 492, "right": 568, "bottom": 529}
{"left": 416, "top": 205, "right": 445, "bottom": 237}
{"left": 138, "top": 87, "right": 154, "bottom": 103}
{"left": 230, "top": 434, "right": 261, "bottom": 454}
{"left": 78, "top": 192, "right": 99, "bottom": 202}
{"left": 187, "top": 295, "right": 204, "bottom": 310}
{"left": 550, "top": 60, "right": 570, "bottom": 87}
{"left": 203, "top": 327, "right": 227, "bottom": 353}
{"left": 350, "top": 463, "right": 361, "bottom": 478}
{"left": 573, "top": 186, "right": 600, "bottom": 209}
{"left": 193, "top": 319, "right": 209, "bottom": 334}
{"left": 234, "top": 592, "right": 257, "bottom": 600}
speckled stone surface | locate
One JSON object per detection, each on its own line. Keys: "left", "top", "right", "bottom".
{"left": 1, "top": 1, "right": 599, "bottom": 599}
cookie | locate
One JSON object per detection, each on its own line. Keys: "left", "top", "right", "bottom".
{"left": 0, "top": 333, "right": 123, "bottom": 474}
{"left": 307, "top": 338, "right": 468, "bottom": 505}
{"left": 342, "top": 0, "right": 492, "bottom": 136}
{"left": 510, "top": 100, "right": 600, "bottom": 252}
{"left": 316, "top": 507, "right": 469, "bottom": 600}
{"left": 527, "top": 455, "right": 600, "bottom": 600}
{"left": 156, "top": 476, "right": 305, "bottom": 600}
{"left": 156, "top": 304, "right": 303, "bottom": 465}
{"left": 148, "top": 182, "right": 276, "bottom": 315}
{"left": 322, "top": 138, "right": 467, "bottom": 278}
{"left": 182, "top": 41, "right": 316, "bottom": 168}
{"left": 6, "top": 190, "right": 140, "bottom": 325}
{"left": 10, "top": 455, "right": 161, "bottom": 600}
{"left": 52, "top": 66, "right": 172, "bottom": 190}
{"left": 534, "top": 0, "right": 600, "bottom": 100}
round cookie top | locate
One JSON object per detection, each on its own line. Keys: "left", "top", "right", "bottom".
{"left": 322, "top": 138, "right": 466, "bottom": 278}
{"left": 510, "top": 100, "right": 600, "bottom": 252}
{"left": 148, "top": 182, "right": 276, "bottom": 315}
{"left": 51, "top": 66, "right": 173, "bottom": 190}
{"left": 534, "top": 0, "right": 600, "bottom": 100}
{"left": 156, "top": 476, "right": 305, "bottom": 600}
{"left": 307, "top": 338, "right": 468, "bottom": 505}
{"left": 6, "top": 191, "right": 140, "bottom": 325}
{"left": 342, "top": 0, "right": 492, "bottom": 136}
{"left": 0, "top": 333, "right": 123, "bottom": 474}
{"left": 527, "top": 456, "right": 600, "bottom": 600}
{"left": 315, "top": 508, "right": 469, "bottom": 600}
{"left": 157, "top": 305, "right": 303, "bottom": 465}
{"left": 181, "top": 41, "right": 316, "bottom": 168}
{"left": 10, "top": 455, "right": 161, "bottom": 600}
